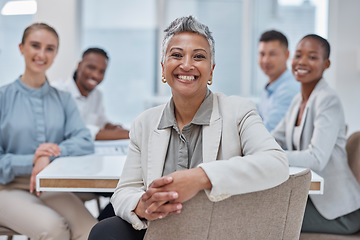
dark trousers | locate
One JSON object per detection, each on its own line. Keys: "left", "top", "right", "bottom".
{"left": 97, "top": 203, "right": 115, "bottom": 221}
{"left": 88, "top": 216, "right": 146, "bottom": 240}
{"left": 302, "top": 198, "right": 360, "bottom": 234}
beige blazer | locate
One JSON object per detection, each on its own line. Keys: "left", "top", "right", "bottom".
{"left": 272, "top": 79, "right": 360, "bottom": 220}
{"left": 111, "top": 92, "right": 288, "bottom": 229}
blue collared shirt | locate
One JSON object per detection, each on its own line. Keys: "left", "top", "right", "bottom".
{"left": 0, "top": 78, "right": 94, "bottom": 184}
{"left": 258, "top": 69, "right": 300, "bottom": 132}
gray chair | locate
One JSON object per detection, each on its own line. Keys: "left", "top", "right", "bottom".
{"left": 300, "top": 131, "right": 360, "bottom": 240}
{"left": 346, "top": 131, "right": 360, "bottom": 184}
{"left": 144, "top": 169, "right": 311, "bottom": 240}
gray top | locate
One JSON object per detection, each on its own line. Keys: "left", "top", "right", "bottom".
{"left": 158, "top": 89, "right": 213, "bottom": 176}
{"left": 0, "top": 78, "right": 94, "bottom": 184}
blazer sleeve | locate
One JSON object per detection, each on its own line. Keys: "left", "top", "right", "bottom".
{"left": 111, "top": 119, "right": 148, "bottom": 230}
{"left": 286, "top": 94, "right": 344, "bottom": 171}
{"left": 199, "top": 106, "right": 289, "bottom": 202}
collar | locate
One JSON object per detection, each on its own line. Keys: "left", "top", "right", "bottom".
{"left": 15, "top": 76, "right": 51, "bottom": 97}
{"left": 265, "top": 69, "right": 292, "bottom": 95}
{"left": 158, "top": 89, "right": 213, "bottom": 130}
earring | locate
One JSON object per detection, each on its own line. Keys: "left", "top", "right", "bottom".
{"left": 207, "top": 79, "right": 213, "bottom": 85}
{"left": 162, "top": 76, "right": 167, "bottom": 83}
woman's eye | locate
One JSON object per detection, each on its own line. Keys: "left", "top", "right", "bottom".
{"left": 47, "top": 47, "right": 55, "bottom": 52}
{"left": 32, "top": 44, "right": 40, "bottom": 49}
{"left": 171, "top": 53, "right": 182, "bottom": 58}
{"left": 194, "top": 54, "right": 205, "bottom": 59}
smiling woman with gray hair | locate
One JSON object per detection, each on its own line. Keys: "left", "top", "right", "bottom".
{"left": 89, "top": 15, "right": 288, "bottom": 240}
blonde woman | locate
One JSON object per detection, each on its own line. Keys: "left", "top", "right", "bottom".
{"left": 0, "top": 23, "right": 97, "bottom": 239}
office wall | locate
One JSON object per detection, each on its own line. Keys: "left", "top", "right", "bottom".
{"left": 34, "top": 0, "right": 81, "bottom": 82}
{"left": 328, "top": 0, "right": 360, "bottom": 135}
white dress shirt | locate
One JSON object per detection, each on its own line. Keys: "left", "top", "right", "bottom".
{"left": 52, "top": 79, "right": 108, "bottom": 139}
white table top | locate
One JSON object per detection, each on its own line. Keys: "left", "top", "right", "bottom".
{"left": 36, "top": 153, "right": 323, "bottom": 194}
{"left": 36, "top": 155, "right": 126, "bottom": 192}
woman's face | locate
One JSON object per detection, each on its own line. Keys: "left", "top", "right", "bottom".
{"left": 19, "top": 29, "right": 58, "bottom": 75}
{"left": 161, "top": 32, "right": 215, "bottom": 100}
{"left": 292, "top": 37, "right": 330, "bottom": 85}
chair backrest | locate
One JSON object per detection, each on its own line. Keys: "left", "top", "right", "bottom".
{"left": 346, "top": 131, "right": 360, "bottom": 184}
{"left": 144, "top": 169, "right": 311, "bottom": 240}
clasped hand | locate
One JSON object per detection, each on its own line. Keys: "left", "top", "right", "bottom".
{"left": 30, "top": 143, "right": 61, "bottom": 195}
{"left": 134, "top": 167, "right": 211, "bottom": 221}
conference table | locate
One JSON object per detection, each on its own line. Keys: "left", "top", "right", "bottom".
{"left": 36, "top": 147, "right": 324, "bottom": 194}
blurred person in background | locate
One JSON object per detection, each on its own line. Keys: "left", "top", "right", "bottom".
{"left": 258, "top": 30, "right": 299, "bottom": 132}
{"left": 0, "top": 23, "right": 97, "bottom": 240}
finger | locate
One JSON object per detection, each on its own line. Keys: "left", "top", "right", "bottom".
{"left": 142, "top": 189, "right": 178, "bottom": 203}
{"left": 145, "top": 192, "right": 180, "bottom": 214}
{"left": 149, "top": 176, "right": 173, "bottom": 188}
{"left": 37, "top": 144, "right": 61, "bottom": 156}
{"left": 147, "top": 202, "right": 182, "bottom": 216}
{"left": 29, "top": 174, "right": 35, "bottom": 194}
{"left": 145, "top": 211, "right": 169, "bottom": 221}
{"left": 42, "top": 146, "right": 60, "bottom": 156}
{"left": 35, "top": 149, "right": 53, "bottom": 157}
{"left": 168, "top": 209, "right": 182, "bottom": 216}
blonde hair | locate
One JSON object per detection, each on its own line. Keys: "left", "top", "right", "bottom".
{"left": 21, "top": 22, "right": 59, "bottom": 47}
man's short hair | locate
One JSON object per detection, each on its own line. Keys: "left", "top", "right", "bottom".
{"left": 259, "top": 30, "right": 288, "bottom": 48}
{"left": 82, "top": 47, "right": 109, "bottom": 60}
{"left": 73, "top": 47, "right": 109, "bottom": 81}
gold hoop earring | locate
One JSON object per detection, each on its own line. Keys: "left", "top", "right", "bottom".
{"left": 207, "top": 79, "right": 213, "bottom": 85}
{"left": 162, "top": 76, "right": 167, "bottom": 83}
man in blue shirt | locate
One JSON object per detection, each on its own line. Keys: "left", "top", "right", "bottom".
{"left": 258, "top": 30, "right": 300, "bottom": 131}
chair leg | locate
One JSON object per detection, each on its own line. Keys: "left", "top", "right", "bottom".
{"left": 96, "top": 197, "right": 102, "bottom": 214}
{"left": 8, "top": 236, "right": 13, "bottom": 240}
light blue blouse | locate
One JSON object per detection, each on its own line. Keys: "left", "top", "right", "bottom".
{"left": 0, "top": 78, "right": 94, "bottom": 184}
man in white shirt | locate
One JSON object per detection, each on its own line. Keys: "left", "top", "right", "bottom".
{"left": 53, "top": 48, "right": 129, "bottom": 140}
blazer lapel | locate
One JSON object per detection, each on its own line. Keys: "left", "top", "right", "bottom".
{"left": 203, "top": 96, "right": 222, "bottom": 163}
{"left": 286, "top": 97, "right": 301, "bottom": 150}
{"left": 147, "top": 127, "right": 171, "bottom": 186}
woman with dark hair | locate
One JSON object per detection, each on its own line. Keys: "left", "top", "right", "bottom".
{"left": 272, "top": 34, "right": 360, "bottom": 234}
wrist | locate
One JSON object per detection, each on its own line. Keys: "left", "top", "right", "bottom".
{"left": 196, "top": 167, "right": 212, "bottom": 190}
{"left": 134, "top": 201, "right": 145, "bottom": 219}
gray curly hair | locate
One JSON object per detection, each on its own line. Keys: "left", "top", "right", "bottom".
{"left": 161, "top": 15, "right": 215, "bottom": 66}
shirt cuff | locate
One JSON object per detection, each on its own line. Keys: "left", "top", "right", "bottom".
{"left": 86, "top": 125, "right": 100, "bottom": 139}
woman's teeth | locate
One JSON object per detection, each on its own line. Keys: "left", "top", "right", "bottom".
{"left": 297, "top": 69, "right": 308, "bottom": 74}
{"left": 178, "top": 75, "right": 195, "bottom": 81}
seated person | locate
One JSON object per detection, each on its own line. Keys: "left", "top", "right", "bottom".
{"left": 88, "top": 15, "right": 289, "bottom": 240}
{"left": 52, "top": 47, "right": 129, "bottom": 140}
{"left": 0, "top": 23, "right": 97, "bottom": 240}
{"left": 272, "top": 34, "right": 360, "bottom": 234}
{"left": 257, "top": 30, "right": 300, "bottom": 131}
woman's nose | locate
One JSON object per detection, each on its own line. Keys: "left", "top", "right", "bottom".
{"left": 38, "top": 48, "right": 46, "bottom": 58}
{"left": 298, "top": 56, "right": 307, "bottom": 65}
{"left": 180, "top": 56, "right": 193, "bottom": 71}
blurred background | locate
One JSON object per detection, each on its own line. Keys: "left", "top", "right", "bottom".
{"left": 0, "top": 0, "right": 358, "bottom": 135}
